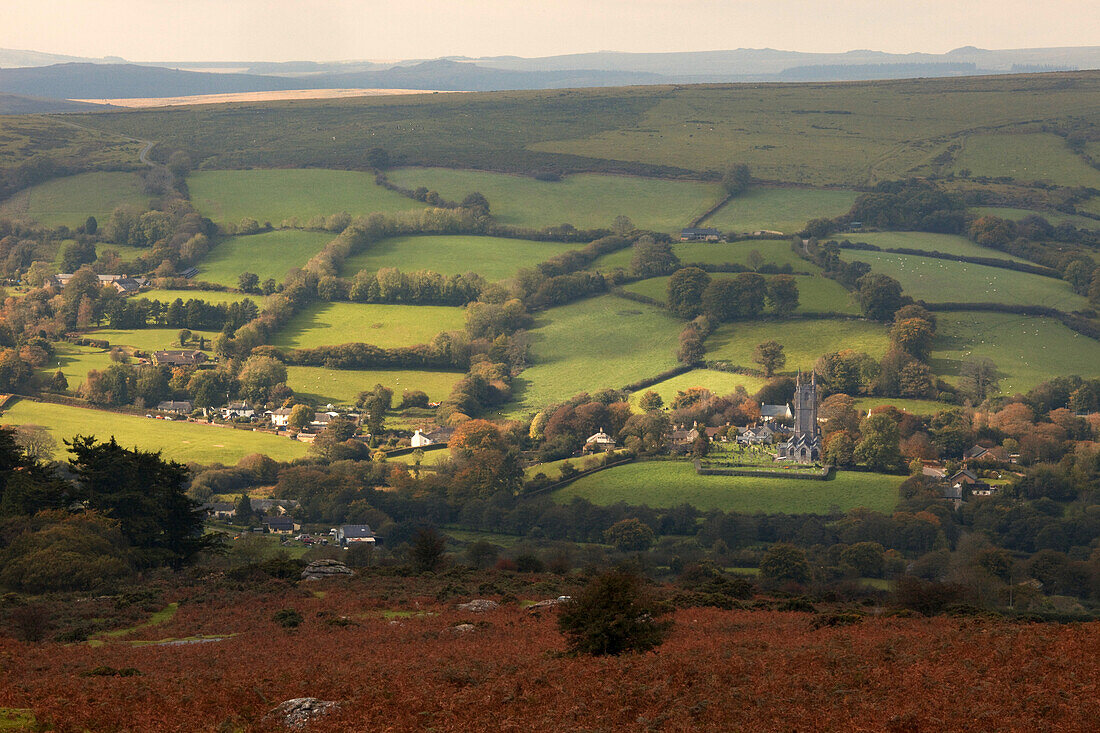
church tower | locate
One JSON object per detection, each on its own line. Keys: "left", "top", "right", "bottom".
{"left": 793, "top": 370, "right": 819, "bottom": 439}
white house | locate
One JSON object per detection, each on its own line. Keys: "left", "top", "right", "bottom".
{"left": 410, "top": 426, "right": 455, "bottom": 447}
{"left": 584, "top": 428, "right": 617, "bottom": 452}
{"left": 268, "top": 407, "right": 294, "bottom": 428}
{"left": 221, "top": 402, "right": 254, "bottom": 419}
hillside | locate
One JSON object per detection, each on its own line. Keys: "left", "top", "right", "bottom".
{"left": 62, "top": 71, "right": 1100, "bottom": 186}
{"left": 2, "top": 572, "right": 1097, "bottom": 732}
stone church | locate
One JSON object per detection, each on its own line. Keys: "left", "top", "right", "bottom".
{"left": 776, "top": 371, "right": 821, "bottom": 463}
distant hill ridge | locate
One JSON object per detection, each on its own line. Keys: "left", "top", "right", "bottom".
{"left": 0, "top": 45, "right": 1096, "bottom": 103}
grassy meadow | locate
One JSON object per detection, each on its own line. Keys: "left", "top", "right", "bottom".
{"left": 0, "top": 171, "right": 149, "bottom": 228}
{"left": 595, "top": 238, "right": 814, "bottom": 273}
{"left": 87, "top": 328, "right": 219, "bottom": 353}
{"left": 628, "top": 369, "right": 768, "bottom": 408}
{"left": 701, "top": 187, "right": 858, "bottom": 234}
{"left": 138, "top": 289, "right": 262, "bottom": 306}
{"left": 853, "top": 397, "right": 948, "bottom": 416}
{"left": 950, "top": 133, "right": 1100, "bottom": 188}
{"left": 341, "top": 234, "right": 576, "bottom": 280}
{"left": 508, "top": 295, "right": 683, "bottom": 415}
{"left": 932, "top": 311, "right": 1100, "bottom": 394}
{"left": 273, "top": 302, "right": 465, "bottom": 350}
{"left": 387, "top": 168, "right": 723, "bottom": 232}
{"left": 622, "top": 274, "right": 859, "bottom": 315}
{"left": 0, "top": 399, "right": 309, "bottom": 464}
{"left": 969, "top": 206, "right": 1100, "bottom": 231}
{"left": 850, "top": 251, "right": 1088, "bottom": 310}
{"left": 285, "top": 365, "right": 463, "bottom": 405}
{"left": 187, "top": 169, "right": 424, "bottom": 224}
{"left": 38, "top": 343, "right": 112, "bottom": 393}
{"left": 843, "top": 231, "right": 1029, "bottom": 262}
{"left": 197, "top": 229, "right": 334, "bottom": 287}
{"left": 706, "top": 318, "right": 889, "bottom": 371}
{"left": 555, "top": 461, "right": 900, "bottom": 513}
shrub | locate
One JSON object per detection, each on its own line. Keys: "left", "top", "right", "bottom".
{"left": 557, "top": 571, "right": 672, "bottom": 656}
{"left": 273, "top": 608, "right": 303, "bottom": 629}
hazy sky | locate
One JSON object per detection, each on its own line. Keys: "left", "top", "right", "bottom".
{"left": 4, "top": 0, "right": 1098, "bottom": 62}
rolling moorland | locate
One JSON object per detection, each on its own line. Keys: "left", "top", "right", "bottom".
{"left": 1, "top": 70, "right": 1100, "bottom": 729}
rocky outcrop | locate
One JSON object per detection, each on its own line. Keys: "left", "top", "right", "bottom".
{"left": 266, "top": 698, "right": 339, "bottom": 729}
{"left": 456, "top": 599, "right": 499, "bottom": 612}
{"left": 300, "top": 559, "right": 354, "bottom": 581}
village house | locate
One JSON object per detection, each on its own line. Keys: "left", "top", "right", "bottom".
{"left": 670, "top": 422, "right": 702, "bottom": 452}
{"left": 736, "top": 423, "right": 775, "bottom": 445}
{"left": 52, "top": 273, "right": 145, "bottom": 294}
{"left": 221, "top": 402, "right": 255, "bottom": 419}
{"left": 263, "top": 515, "right": 298, "bottom": 534}
{"left": 151, "top": 349, "right": 208, "bottom": 367}
{"left": 411, "top": 426, "right": 455, "bottom": 448}
{"left": 251, "top": 498, "right": 299, "bottom": 514}
{"left": 583, "top": 428, "right": 617, "bottom": 453}
{"left": 759, "top": 403, "right": 792, "bottom": 423}
{"left": 704, "top": 424, "right": 732, "bottom": 442}
{"left": 204, "top": 502, "right": 236, "bottom": 521}
{"left": 156, "top": 400, "right": 193, "bottom": 415}
{"left": 267, "top": 407, "right": 294, "bottom": 428}
{"left": 679, "top": 227, "right": 722, "bottom": 242}
{"left": 336, "top": 524, "right": 376, "bottom": 546}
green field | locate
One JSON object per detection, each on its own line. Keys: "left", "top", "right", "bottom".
{"left": 39, "top": 343, "right": 112, "bottom": 393}
{"left": 554, "top": 461, "right": 900, "bottom": 513}
{"left": 845, "top": 231, "right": 1029, "bottom": 262}
{"left": 0, "top": 399, "right": 309, "bottom": 464}
{"left": 932, "top": 311, "right": 1100, "bottom": 394}
{"left": 628, "top": 369, "right": 768, "bottom": 408}
{"left": 139, "top": 289, "right": 262, "bottom": 306}
{"left": 853, "top": 397, "right": 948, "bottom": 415}
{"left": 706, "top": 318, "right": 888, "bottom": 371}
{"left": 850, "top": 251, "right": 1088, "bottom": 310}
{"left": 197, "top": 229, "right": 333, "bottom": 287}
{"left": 273, "top": 302, "right": 465, "bottom": 350}
{"left": 187, "top": 169, "right": 424, "bottom": 225}
{"left": 970, "top": 206, "right": 1100, "bottom": 231}
{"left": 524, "top": 451, "right": 629, "bottom": 481}
{"left": 595, "top": 238, "right": 813, "bottom": 272}
{"left": 508, "top": 295, "right": 683, "bottom": 415}
{"left": 87, "top": 328, "right": 219, "bottom": 353}
{"left": 622, "top": 274, "right": 859, "bottom": 315}
{"left": 341, "top": 234, "right": 576, "bottom": 281}
{"left": 388, "top": 168, "right": 723, "bottom": 232}
{"left": 950, "top": 133, "right": 1100, "bottom": 188}
{"left": 701, "top": 187, "right": 858, "bottom": 234}
{"left": 286, "top": 365, "right": 463, "bottom": 405}
{"left": 0, "top": 171, "right": 149, "bottom": 228}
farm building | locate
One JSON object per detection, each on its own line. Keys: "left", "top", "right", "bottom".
{"left": 152, "top": 350, "right": 208, "bottom": 367}
{"left": 263, "top": 515, "right": 298, "bottom": 534}
{"left": 156, "top": 400, "right": 193, "bottom": 415}
{"left": 52, "top": 273, "right": 145, "bottom": 294}
{"left": 336, "top": 525, "right": 376, "bottom": 545}
{"left": 679, "top": 227, "right": 722, "bottom": 242}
